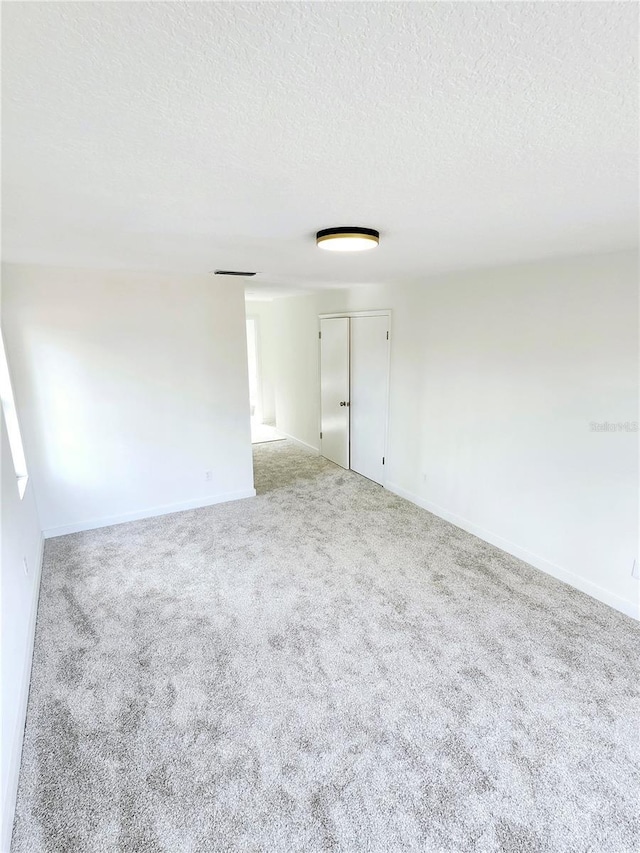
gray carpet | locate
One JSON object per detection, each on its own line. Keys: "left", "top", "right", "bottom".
{"left": 12, "top": 440, "right": 640, "bottom": 852}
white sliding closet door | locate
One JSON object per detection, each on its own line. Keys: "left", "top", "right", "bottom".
{"left": 320, "top": 317, "right": 350, "bottom": 469}
{"left": 349, "top": 315, "right": 389, "bottom": 485}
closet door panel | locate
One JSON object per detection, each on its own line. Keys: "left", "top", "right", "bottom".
{"left": 320, "top": 318, "right": 350, "bottom": 469}
{"left": 350, "top": 316, "right": 389, "bottom": 485}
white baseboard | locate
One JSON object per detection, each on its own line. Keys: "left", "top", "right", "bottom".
{"left": 42, "top": 489, "right": 257, "bottom": 539}
{"left": 386, "top": 482, "right": 639, "bottom": 621}
{"left": 276, "top": 431, "right": 320, "bottom": 455}
{"left": 2, "top": 534, "right": 44, "bottom": 853}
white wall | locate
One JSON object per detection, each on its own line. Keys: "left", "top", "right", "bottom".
{"left": 270, "top": 251, "right": 639, "bottom": 618}
{"left": 245, "top": 301, "right": 277, "bottom": 424}
{"left": 2, "top": 265, "right": 255, "bottom": 536}
{"left": 272, "top": 295, "right": 323, "bottom": 450}
{"left": 1, "top": 401, "right": 43, "bottom": 852}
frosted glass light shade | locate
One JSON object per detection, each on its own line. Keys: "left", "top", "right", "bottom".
{"left": 316, "top": 227, "right": 379, "bottom": 252}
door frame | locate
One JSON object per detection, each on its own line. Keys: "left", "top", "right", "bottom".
{"left": 245, "top": 313, "right": 263, "bottom": 423}
{"left": 318, "top": 310, "right": 392, "bottom": 487}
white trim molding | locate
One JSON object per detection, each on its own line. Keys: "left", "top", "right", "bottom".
{"left": 319, "top": 309, "right": 391, "bottom": 319}
{"left": 43, "top": 489, "right": 256, "bottom": 539}
{"left": 275, "top": 430, "right": 320, "bottom": 454}
{"left": 386, "top": 481, "right": 639, "bottom": 621}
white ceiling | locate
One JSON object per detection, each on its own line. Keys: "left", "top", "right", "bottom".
{"left": 2, "top": 2, "right": 638, "bottom": 297}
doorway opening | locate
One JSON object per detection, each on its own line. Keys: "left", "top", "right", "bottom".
{"left": 246, "top": 314, "right": 285, "bottom": 445}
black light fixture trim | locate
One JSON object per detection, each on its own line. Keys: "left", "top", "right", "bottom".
{"left": 316, "top": 227, "right": 379, "bottom": 241}
{"left": 316, "top": 226, "right": 380, "bottom": 251}
{"left": 213, "top": 270, "right": 257, "bottom": 276}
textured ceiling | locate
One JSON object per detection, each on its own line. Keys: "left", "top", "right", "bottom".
{"left": 2, "top": 1, "right": 638, "bottom": 296}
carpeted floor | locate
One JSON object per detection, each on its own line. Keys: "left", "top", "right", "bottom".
{"left": 12, "top": 441, "right": 640, "bottom": 852}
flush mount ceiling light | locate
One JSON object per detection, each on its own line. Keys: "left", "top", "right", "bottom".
{"left": 316, "top": 227, "right": 379, "bottom": 252}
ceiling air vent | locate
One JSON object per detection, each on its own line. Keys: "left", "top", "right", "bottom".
{"left": 213, "top": 270, "right": 257, "bottom": 276}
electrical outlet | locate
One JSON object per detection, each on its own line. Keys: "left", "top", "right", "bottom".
{"left": 23, "top": 557, "right": 29, "bottom": 576}
{"left": 632, "top": 559, "right": 639, "bottom": 580}
{"left": 205, "top": 470, "right": 213, "bottom": 482}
